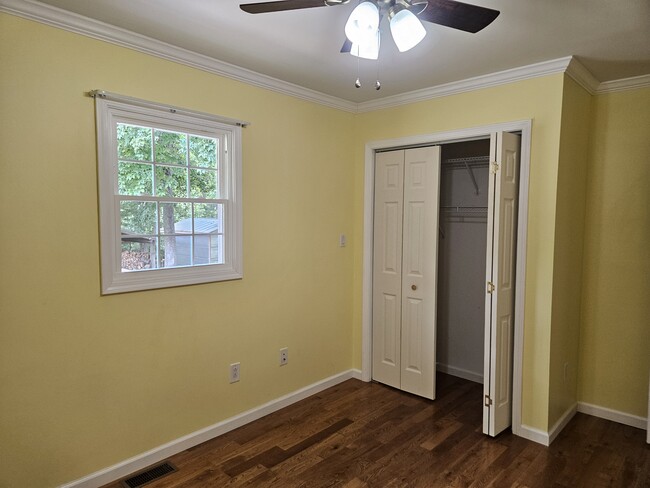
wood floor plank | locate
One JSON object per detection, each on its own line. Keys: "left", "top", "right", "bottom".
{"left": 102, "top": 374, "right": 650, "bottom": 488}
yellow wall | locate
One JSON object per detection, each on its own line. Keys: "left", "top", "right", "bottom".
{"left": 352, "top": 75, "right": 566, "bottom": 432}
{"left": 547, "top": 76, "right": 592, "bottom": 426}
{"left": 0, "top": 14, "right": 355, "bottom": 487}
{"left": 2, "top": 9, "right": 649, "bottom": 488}
{"left": 578, "top": 86, "right": 650, "bottom": 417}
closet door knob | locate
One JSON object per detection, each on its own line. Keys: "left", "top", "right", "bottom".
{"left": 411, "top": 285, "right": 417, "bottom": 290}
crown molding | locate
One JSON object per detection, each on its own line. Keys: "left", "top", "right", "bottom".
{"left": 356, "top": 57, "right": 574, "bottom": 112}
{"left": 4, "top": 0, "right": 648, "bottom": 112}
{"left": 0, "top": 0, "right": 358, "bottom": 113}
{"left": 597, "top": 74, "right": 650, "bottom": 94}
{"left": 565, "top": 57, "right": 600, "bottom": 94}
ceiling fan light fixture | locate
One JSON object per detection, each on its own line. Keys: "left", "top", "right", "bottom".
{"left": 389, "top": 5, "right": 426, "bottom": 52}
{"left": 344, "top": 1, "right": 380, "bottom": 45}
{"left": 351, "top": 30, "right": 380, "bottom": 60}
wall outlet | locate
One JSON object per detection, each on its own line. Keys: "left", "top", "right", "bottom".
{"left": 339, "top": 234, "right": 347, "bottom": 247}
{"left": 229, "top": 362, "right": 240, "bottom": 383}
{"left": 280, "top": 347, "right": 288, "bottom": 366}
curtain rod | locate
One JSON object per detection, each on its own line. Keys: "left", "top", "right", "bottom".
{"left": 87, "top": 90, "right": 251, "bottom": 128}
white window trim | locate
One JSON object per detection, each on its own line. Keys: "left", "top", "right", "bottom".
{"left": 94, "top": 92, "right": 244, "bottom": 294}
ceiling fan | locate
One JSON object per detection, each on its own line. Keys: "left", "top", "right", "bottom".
{"left": 240, "top": 0, "right": 499, "bottom": 89}
{"left": 240, "top": 0, "right": 499, "bottom": 51}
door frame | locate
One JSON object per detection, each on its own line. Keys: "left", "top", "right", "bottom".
{"left": 361, "top": 119, "right": 532, "bottom": 438}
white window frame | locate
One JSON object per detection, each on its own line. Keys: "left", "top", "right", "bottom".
{"left": 94, "top": 92, "right": 244, "bottom": 294}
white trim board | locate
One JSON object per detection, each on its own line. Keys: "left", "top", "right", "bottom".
{"left": 577, "top": 402, "right": 648, "bottom": 430}
{"left": 361, "top": 120, "right": 532, "bottom": 442}
{"left": 2, "top": 0, "right": 649, "bottom": 114}
{"left": 59, "top": 369, "right": 362, "bottom": 488}
{"left": 358, "top": 57, "right": 575, "bottom": 112}
{"left": 518, "top": 403, "right": 577, "bottom": 447}
{"left": 548, "top": 404, "right": 577, "bottom": 445}
{"left": 518, "top": 424, "right": 551, "bottom": 446}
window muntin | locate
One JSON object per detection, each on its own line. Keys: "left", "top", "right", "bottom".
{"left": 116, "top": 122, "right": 223, "bottom": 271}
{"left": 95, "top": 96, "right": 242, "bottom": 294}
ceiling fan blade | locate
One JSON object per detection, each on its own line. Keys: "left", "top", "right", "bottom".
{"left": 418, "top": 0, "right": 500, "bottom": 33}
{"left": 240, "top": 0, "right": 330, "bottom": 14}
{"left": 341, "top": 38, "right": 352, "bottom": 53}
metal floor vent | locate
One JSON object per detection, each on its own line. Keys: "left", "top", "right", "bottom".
{"left": 121, "top": 461, "right": 177, "bottom": 488}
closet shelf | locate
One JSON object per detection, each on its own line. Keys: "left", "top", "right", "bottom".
{"left": 442, "top": 156, "right": 489, "bottom": 169}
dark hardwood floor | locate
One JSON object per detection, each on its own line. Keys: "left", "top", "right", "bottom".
{"left": 104, "top": 374, "right": 650, "bottom": 487}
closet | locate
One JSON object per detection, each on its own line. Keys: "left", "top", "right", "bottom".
{"left": 371, "top": 132, "right": 520, "bottom": 437}
{"left": 437, "top": 139, "right": 490, "bottom": 386}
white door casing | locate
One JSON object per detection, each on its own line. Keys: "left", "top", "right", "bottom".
{"left": 483, "top": 132, "right": 520, "bottom": 436}
{"left": 372, "top": 146, "right": 441, "bottom": 399}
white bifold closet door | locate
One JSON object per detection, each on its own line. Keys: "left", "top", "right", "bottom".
{"left": 483, "top": 132, "right": 520, "bottom": 436}
{"left": 372, "top": 146, "right": 441, "bottom": 400}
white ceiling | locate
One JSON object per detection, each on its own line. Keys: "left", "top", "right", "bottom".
{"left": 21, "top": 0, "right": 650, "bottom": 102}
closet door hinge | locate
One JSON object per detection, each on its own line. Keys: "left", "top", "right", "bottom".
{"left": 487, "top": 281, "right": 495, "bottom": 294}
{"left": 490, "top": 161, "right": 499, "bottom": 174}
{"left": 485, "top": 395, "right": 493, "bottom": 407}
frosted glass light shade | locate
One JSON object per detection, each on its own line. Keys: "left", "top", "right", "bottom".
{"left": 390, "top": 8, "right": 426, "bottom": 52}
{"left": 345, "top": 1, "right": 380, "bottom": 44}
{"left": 351, "top": 31, "right": 380, "bottom": 60}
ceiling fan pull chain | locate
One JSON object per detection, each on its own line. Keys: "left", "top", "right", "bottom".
{"left": 375, "top": 47, "right": 381, "bottom": 90}
{"left": 355, "top": 47, "right": 362, "bottom": 88}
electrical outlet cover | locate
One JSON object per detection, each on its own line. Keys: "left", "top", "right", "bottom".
{"left": 230, "top": 362, "right": 240, "bottom": 383}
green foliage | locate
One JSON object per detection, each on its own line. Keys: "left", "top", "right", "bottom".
{"left": 117, "top": 123, "right": 220, "bottom": 239}
{"left": 117, "top": 124, "right": 152, "bottom": 161}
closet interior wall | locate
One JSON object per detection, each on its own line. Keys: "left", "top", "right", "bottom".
{"left": 436, "top": 139, "right": 490, "bottom": 384}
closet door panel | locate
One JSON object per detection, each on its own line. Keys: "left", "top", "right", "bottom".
{"left": 372, "top": 151, "right": 405, "bottom": 389}
{"left": 484, "top": 132, "right": 520, "bottom": 436}
{"left": 400, "top": 146, "right": 441, "bottom": 400}
{"left": 402, "top": 297, "right": 423, "bottom": 373}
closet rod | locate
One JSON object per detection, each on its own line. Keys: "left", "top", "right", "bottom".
{"left": 441, "top": 156, "right": 489, "bottom": 165}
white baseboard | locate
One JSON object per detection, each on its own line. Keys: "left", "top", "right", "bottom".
{"left": 577, "top": 402, "right": 647, "bottom": 430}
{"left": 518, "top": 403, "right": 576, "bottom": 448}
{"left": 436, "top": 363, "right": 483, "bottom": 384}
{"left": 548, "top": 404, "right": 577, "bottom": 445}
{"left": 60, "top": 369, "right": 361, "bottom": 488}
{"left": 517, "top": 424, "right": 550, "bottom": 446}
{"left": 518, "top": 401, "right": 647, "bottom": 448}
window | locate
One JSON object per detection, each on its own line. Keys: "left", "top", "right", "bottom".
{"left": 94, "top": 92, "right": 243, "bottom": 294}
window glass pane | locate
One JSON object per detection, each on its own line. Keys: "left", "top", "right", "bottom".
{"left": 194, "top": 234, "right": 223, "bottom": 265}
{"left": 155, "top": 165, "right": 187, "bottom": 198}
{"left": 160, "top": 235, "right": 192, "bottom": 268}
{"left": 211, "top": 234, "right": 224, "bottom": 264}
{"left": 193, "top": 203, "right": 222, "bottom": 234}
{"left": 118, "top": 162, "right": 153, "bottom": 196}
{"left": 154, "top": 129, "right": 187, "bottom": 165}
{"left": 117, "top": 124, "right": 152, "bottom": 161}
{"left": 193, "top": 235, "right": 211, "bottom": 265}
{"left": 120, "top": 201, "right": 156, "bottom": 235}
{"left": 158, "top": 202, "right": 192, "bottom": 234}
{"left": 190, "top": 168, "right": 218, "bottom": 199}
{"left": 121, "top": 237, "right": 157, "bottom": 271}
{"left": 189, "top": 135, "right": 218, "bottom": 168}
